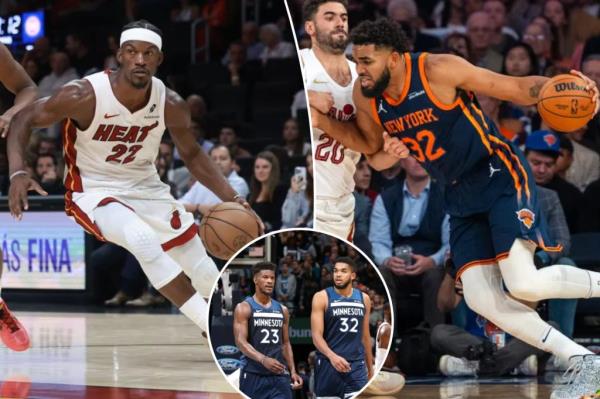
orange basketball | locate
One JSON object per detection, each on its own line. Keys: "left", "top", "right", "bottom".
{"left": 537, "top": 74, "right": 595, "bottom": 133}
{"left": 199, "top": 202, "right": 261, "bottom": 260}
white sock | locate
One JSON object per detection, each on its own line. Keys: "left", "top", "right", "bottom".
{"left": 542, "top": 326, "right": 592, "bottom": 364}
{"left": 179, "top": 292, "right": 209, "bottom": 332}
{"left": 375, "top": 348, "right": 387, "bottom": 370}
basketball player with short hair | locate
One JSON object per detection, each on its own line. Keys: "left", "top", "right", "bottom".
{"left": 300, "top": 0, "right": 362, "bottom": 241}
{"left": 311, "top": 257, "right": 373, "bottom": 398}
{"left": 7, "top": 20, "right": 252, "bottom": 335}
{"left": 310, "top": 18, "right": 600, "bottom": 398}
{"left": 233, "top": 262, "right": 302, "bottom": 399}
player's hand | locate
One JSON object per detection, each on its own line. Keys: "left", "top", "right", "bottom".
{"left": 308, "top": 90, "right": 334, "bottom": 114}
{"left": 384, "top": 256, "right": 407, "bottom": 276}
{"left": 8, "top": 174, "right": 48, "bottom": 220}
{"left": 290, "top": 372, "right": 303, "bottom": 390}
{"left": 0, "top": 113, "right": 12, "bottom": 138}
{"left": 571, "top": 69, "right": 600, "bottom": 116}
{"left": 404, "top": 255, "right": 436, "bottom": 276}
{"left": 262, "top": 357, "right": 286, "bottom": 374}
{"left": 383, "top": 132, "right": 410, "bottom": 158}
{"left": 328, "top": 354, "right": 351, "bottom": 373}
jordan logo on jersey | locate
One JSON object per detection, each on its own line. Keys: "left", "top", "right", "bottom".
{"left": 91, "top": 121, "right": 159, "bottom": 143}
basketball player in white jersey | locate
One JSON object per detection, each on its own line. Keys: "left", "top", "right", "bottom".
{"left": 300, "top": 0, "right": 361, "bottom": 241}
{"left": 0, "top": 42, "right": 37, "bottom": 352}
{"left": 7, "top": 20, "right": 251, "bottom": 335}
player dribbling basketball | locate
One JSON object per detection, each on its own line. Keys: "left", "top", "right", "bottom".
{"left": 311, "top": 257, "right": 373, "bottom": 398}
{"left": 233, "top": 262, "right": 302, "bottom": 399}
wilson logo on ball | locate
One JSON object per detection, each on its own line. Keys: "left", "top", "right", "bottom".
{"left": 554, "top": 82, "right": 585, "bottom": 92}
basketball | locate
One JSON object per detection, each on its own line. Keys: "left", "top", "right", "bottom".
{"left": 199, "top": 202, "right": 261, "bottom": 260}
{"left": 537, "top": 74, "right": 595, "bottom": 132}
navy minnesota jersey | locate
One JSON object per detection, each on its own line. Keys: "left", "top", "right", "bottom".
{"left": 241, "top": 296, "right": 287, "bottom": 375}
{"left": 372, "top": 52, "right": 533, "bottom": 217}
{"left": 321, "top": 287, "right": 365, "bottom": 361}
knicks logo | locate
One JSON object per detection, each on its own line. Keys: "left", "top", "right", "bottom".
{"left": 516, "top": 208, "right": 535, "bottom": 229}
{"left": 543, "top": 133, "right": 557, "bottom": 147}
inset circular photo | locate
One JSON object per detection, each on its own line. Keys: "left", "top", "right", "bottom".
{"left": 207, "top": 229, "right": 394, "bottom": 399}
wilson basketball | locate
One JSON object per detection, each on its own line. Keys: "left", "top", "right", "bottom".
{"left": 537, "top": 74, "right": 595, "bottom": 132}
{"left": 199, "top": 202, "right": 261, "bottom": 260}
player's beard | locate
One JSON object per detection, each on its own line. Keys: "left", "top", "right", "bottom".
{"left": 334, "top": 279, "right": 351, "bottom": 290}
{"left": 315, "top": 26, "right": 348, "bottom": 55}
{"left": 127, "top": 72, "right": 151, "bottom": 89}
{"left": 361, "top": 67, "right": 391, "bottom": 98}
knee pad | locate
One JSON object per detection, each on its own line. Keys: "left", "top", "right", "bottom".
{"left": 167, "top": 236, "right": 220, "bottom": 297}
{"left": 122, "top": 219, "right": 163, "bottom": 264}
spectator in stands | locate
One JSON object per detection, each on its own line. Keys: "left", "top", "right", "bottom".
{"left": 305, "top": 152, "right": 314, "bottom": 228}
{"left": 36, "top": 137, "right": 58, "bottom": 156}
{"left": 466, "top": 11, "right": 503, "bottom": 72}
{"left": 64, "top": 32, "right": 98, "bottom": 76}
{"left": 282, "top": 118, "right": 310, "bottom": 157}
{"left": 371, "top": 161, "right": 403, "bottom": 192}
{"left": 369, "top": 156, "right": 448, "bottom": 332}
{"left": 224, "top": 41, "right": 248, "bottom": 86}
{"left": 241, "top": 21, "right": 265, "bottom": 61}
{"left": 523, "top": 20, "right": 555, "bottom": 75}
{"left": 180, "top": 145, "right": 249, "bottom": 215}
{"left": 23, "top": 58, "right": 41, "bottom": 83}
{"left": 387, "top": 0, "right": 441, "bottom": 52}
{"left": 159, "top": 140, "right": 188, "bottom": 198}
{"left": 354, "top": 158, "right": 374, "bottom": 251}
{"left": 503, "top": 42, "right": 539, "bottom": 78}
{"left": 258, "top": 23, "right": 295, "bottom": 64}
{"left": 576, "top": 55, "right": 600, "bottom": 154}
{"left": 443, "top": 32, "right": 471, "bottom": 59}
{"left": 21, "top": 36, "right": 51, "bottom": 79}
{"left": 281, "top": 168, "right": 311, "bottom": 229}
{"left": 38, "top": 51, "right": 79, "bottom": 98}
{"left": 432, "top": 269, "right": 542, "bottom": 377}
{"left": 186, "top": 94, "right": 219, "bottom": 140}
{"left": 536, "top": 185, "right": 579, "bottom": 340}
{"left": 219, "top": 124, "right": 252, "bottom": 159}
{"left": 557, "top": 134, "right": 600, "bottom": 192}
{"left": 275, "top": 263, "right": 297, "bottom": 311}
{"left": 155, "top": 151, "right": 178, "bottom": 198}
{"left": 33, "top": 153, "right": 64, "bottom": 195}
{"left": 250, "top": 151, "right": 287, "bottom": 232}
{"left": 170, "top": 0, "right": 200, "bottom": 22}
{"left": 525, "top": 130, "right": 583, "bottom": 233}
{"left": 432, "top": 0, "right": 466, "bottom": 28}
{"left": 482, "top": 0, "right": 517, "bottom": 53}
{"left": 477, "top": 93, "right": 521, "bottom": 144}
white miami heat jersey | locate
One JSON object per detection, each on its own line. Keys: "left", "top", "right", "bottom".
{"left": 63, "top": 71, "right": 167, "bottom": 194}
{"left": 300, "top": 48, "right": 361, "bottom": 199}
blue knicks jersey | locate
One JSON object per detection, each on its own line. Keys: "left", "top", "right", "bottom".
{"left": 241, "top": 296, "right": 287, "bottom": 375}
{"left": 321, "top": 287, "right": 365, "bottom": 361}
{"left": 372, "top": 52, "right": 532, "bottom": 216}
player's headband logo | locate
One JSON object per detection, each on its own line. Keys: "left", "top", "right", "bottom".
{"left": 120, "top": 28, "right": 162, "bottom": 50}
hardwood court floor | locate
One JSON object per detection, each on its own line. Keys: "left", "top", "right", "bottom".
{"left": 361, "top": 378, "right": 555, "bottom": 399}
{"left": 0, "top": 312, "right": 238, "bottom": 398}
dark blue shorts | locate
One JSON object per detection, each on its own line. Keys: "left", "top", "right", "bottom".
{"left": 239, "top": 370, "right": 292, "bottom": 399}
{"left": 314, "top": 356, "right": 367, "bottom": 398}
{"left": 450, "top": 152, "right": 559, "bottom": 279}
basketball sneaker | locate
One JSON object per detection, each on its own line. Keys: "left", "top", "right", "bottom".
{"left": 517, "top": 355, "right": 538, "bottom": 376}
{"left": 363, "top": 370, "right": 405, "bottom": 395}
{"left": 0, "top": 375, "right": 31, "bottom": 398}
{"left": 0, "top": 300, "right": 30, "bottom": 352}
{"left": 550, "top": 355, "right": 600, "bottom": 399}
{"left": 439, "top": 355, "right": 478, "bottom": 377}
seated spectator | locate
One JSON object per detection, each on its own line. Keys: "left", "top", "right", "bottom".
{"left": 224, "top": 41, "right": 249, "bottom": 86}
{"left": 369, "top": 157, "right": 448, "bottom": 332}
{"left": 170, "top": 0, "right": 200, "bottom": 22}
{"left": 536, "top": 185, "right": 579, "bottom": 341}
{"left": 431, "top": 268, "right": 544, "bottom": 377}
{"left": 578, "top": 55, "right": 600, "bottom": 154}
{"left": 219, "top": 123, "right": 252, "bottom": 159}
{"left": 21, "top": 36, "right": 51, "bottom": 79}
{"left": 582, "top": 178, "right": 600, "bottom": 232}
{"left": 275, "top": 263, "right": 297, "bottom": 311}
{"left": 249, "top": 151, "right": 287, "bottom": 232}
{"left": 180, "top": 145, "right": 249, "bottom": 215}
{"left": 522, "top": 19, "right": 556, "bottom": 75}
{"left": 482, "top": 0, "right": 518, "bottom": 53}
{"left": 64, "top": 32, "right": 98, "bottom": 76}
{"left": 38, "top": 51, "right": 79, "bottom": 137}
{"left": 222, "top": 21, "right": 264, "bottom": 63}
{"left": 387, "top": 0, "right": 441, "bottom": 52}
{"left": 443, "top": 32, "right": 471, "bottom": 59}
{"left": 282, "top": 118, "right": 310, "bottom": 157}
{"left": 525, "top": 130, "right": 583, "bottom": 233}
{"left": 259, "top": 23, "right": 295, "bottom": 63}
{"left": 467, "top": 11, "right": 503, "bottom": 72}
{"left": 161, "top": 140, "right": 189, "bottom": 198}
{"left": 155, "top": 151, "right": 177, "bottom": 198}
{"left": 281, "top": 170, "right": 311, "bottom": 229}
{"left": 557, "top": 134, "right": 599, "bottom": 192}
{"left": 33, "top": 153, "right": 64, "bottom": 195}
{"left": 353, "top": 158, "right": 374, "bottom": 252}
{"left": 36, "top": 137, "right": 58, "bottom": 156}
